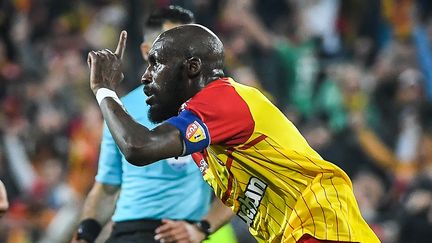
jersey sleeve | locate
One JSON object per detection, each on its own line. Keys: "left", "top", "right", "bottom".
{"left": 167, "top": 79, "right": 254, "bottom": 153}
{"left": 95, "top": 122, "right": 123, "bottom": 185}
{"left": 187, "top": 81, "right": 254, "bottom": 146}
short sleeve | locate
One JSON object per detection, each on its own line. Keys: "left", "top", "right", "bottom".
{"left": 165, "top": 110, "right": 210, "bottom": 155}
{"left": 181, "top": 79, "right": 255, "bottom": 146}
{"left": 95, "top": 123, "right": 123, "bottom": 185}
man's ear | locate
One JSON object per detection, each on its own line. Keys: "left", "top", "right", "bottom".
{"left": 185, "top": 57, "right": 202, "bottom": 78}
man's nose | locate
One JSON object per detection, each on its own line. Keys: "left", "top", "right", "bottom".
{"left": 141, "top": 71, "right": 151, "bottom": 85}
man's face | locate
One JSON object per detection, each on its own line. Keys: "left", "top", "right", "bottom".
{"left": 141, "top": 39, "right": 186, "bottom": 123}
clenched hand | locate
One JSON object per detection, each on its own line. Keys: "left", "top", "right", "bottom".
{"left": 88, "top": 30, "right": 127, "bottom": 94}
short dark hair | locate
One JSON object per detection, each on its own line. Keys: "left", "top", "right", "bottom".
{"left": 146, "top": 5, "right": 195, "bottom": 28}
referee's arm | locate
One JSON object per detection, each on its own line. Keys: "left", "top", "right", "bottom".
{"left": 71, "top": 182, "right": 120, "bottom": 243}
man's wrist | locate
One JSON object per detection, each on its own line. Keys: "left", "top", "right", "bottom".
{"left": 76, "top": 218, "right": 102, "bottom": 243}
{"left": 194, "top": 220, "right": 212, "bottom": 239}
{"left": 95, "top": 88, "right": 123, "bottom": 106}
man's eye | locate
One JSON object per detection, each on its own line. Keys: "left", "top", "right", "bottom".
{"left": 149, "top": 56, "right": 156, "bottom": 65}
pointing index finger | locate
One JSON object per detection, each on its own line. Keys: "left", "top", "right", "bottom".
{"left": 115, "top": 30, "right": 127, "bottom": 59}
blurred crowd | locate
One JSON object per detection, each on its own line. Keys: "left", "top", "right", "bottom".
{"left": 0, "top": 0, "right": 432, "bottom": 242}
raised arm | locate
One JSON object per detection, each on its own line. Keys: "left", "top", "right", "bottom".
{"left": 98, "top": 100, "right": 183, "bottom": 165}
{"left": 87, "top": 31, "right": 183, "bottom": 166}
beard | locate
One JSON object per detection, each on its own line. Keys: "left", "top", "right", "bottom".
{"left": 148, "top": 100, "right": 181, "bottom": 124}
{"left": 147, "top": 81, "right": 186, "bottom": 124}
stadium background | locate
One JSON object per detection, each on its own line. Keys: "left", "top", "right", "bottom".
{"left": 0, "top": 0, "right": 432, "bottom": 242}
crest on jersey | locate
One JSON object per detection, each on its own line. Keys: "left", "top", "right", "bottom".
{"left": 186, "top": 121, "right": 206, "bottom": 143}
{"left": 198, "top": 157, "right": 209, "bottom": 174}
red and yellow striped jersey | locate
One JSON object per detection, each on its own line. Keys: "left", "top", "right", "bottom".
{"left": 167, "top": 78, "right": 379, "bottom": 243}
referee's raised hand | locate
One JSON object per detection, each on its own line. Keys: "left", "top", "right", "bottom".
{"left": 87, "top": 30, "right": 127, "bottom": 94}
